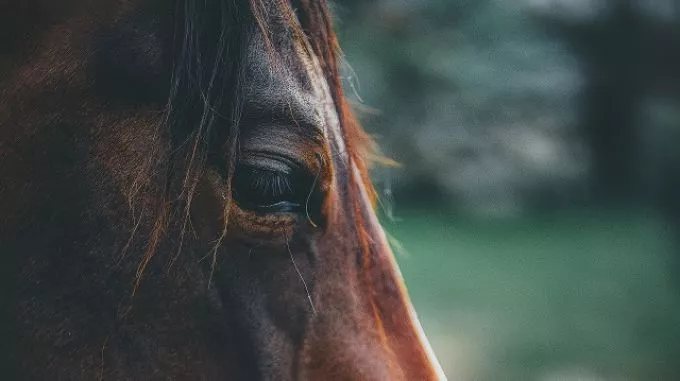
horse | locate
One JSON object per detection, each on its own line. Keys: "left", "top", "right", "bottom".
{"left": 0, "top": 1, "right": 446, "bottom": 379}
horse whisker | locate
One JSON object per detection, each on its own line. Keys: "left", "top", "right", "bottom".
{"left": 305, "top": 161, "right": 322, "bottom": 228}
{"left": 285, "top": 234, "right": 316, "bottom": 314}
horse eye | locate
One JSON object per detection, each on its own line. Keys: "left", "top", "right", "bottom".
{"left": 232, "top": 163, "right": 310, "bottom": 214}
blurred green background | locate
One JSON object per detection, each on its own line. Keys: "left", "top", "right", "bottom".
{"left": 335, "top": 1, "right": 680, "bottom": 380}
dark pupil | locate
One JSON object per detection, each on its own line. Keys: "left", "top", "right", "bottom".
{"left": 232, "top": 165, "right": 303, "bottom": 212}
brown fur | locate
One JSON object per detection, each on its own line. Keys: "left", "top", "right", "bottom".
{"left": 0, "top": 1, "right": 445, "bottom": 379}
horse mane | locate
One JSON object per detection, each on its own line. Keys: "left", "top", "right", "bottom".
{"left": 132, "top": 0, "right": 377, "bottom": 291}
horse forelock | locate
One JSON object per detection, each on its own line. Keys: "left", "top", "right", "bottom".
{"left": 129, "top": 0, "right": 379, "bottom": 288}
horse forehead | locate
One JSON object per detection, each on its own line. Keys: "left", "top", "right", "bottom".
{"left": 240, "top": 24, "right": 341, "bottom": 147}
{"left": 242, "top": 26, "right": 317, "bottom": 105}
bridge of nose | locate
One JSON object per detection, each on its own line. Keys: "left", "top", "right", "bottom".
{"left": 282, "top": 45, "right": 447, "bottom": 378}
{"left": 295, "top": 199, "right": 447, "bottom": 380}
{"left": 358, "top": 199, "right": 448, "bottom": 381}
{"left": 230, "top": 5, "right": 447, "bottom": 380}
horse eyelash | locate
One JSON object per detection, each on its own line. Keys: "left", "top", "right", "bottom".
{"left": 248, "top": 170, "right": 294, "bottom": 196}
{"left": 236, "top": 168, "right": 297, "bottom": 201}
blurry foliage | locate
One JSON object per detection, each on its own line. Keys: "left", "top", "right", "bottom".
{"left": 336, "top": 0, "right": 586, "bottom": 216}
{"left": 335, "top": 0, "right": 680, "bottom": 217}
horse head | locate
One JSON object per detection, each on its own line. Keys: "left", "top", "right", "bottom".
{"left": 0, "top": 1, "right": 446, "bottom": 379}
